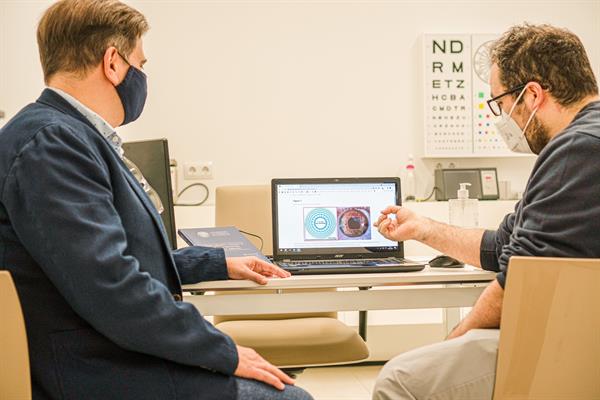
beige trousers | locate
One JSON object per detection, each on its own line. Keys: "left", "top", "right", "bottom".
{"left": 372, "top": 329, "right": 500, "bottom": 400}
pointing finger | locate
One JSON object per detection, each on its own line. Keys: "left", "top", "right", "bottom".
{"left": 381, "top": 205, "right": 401, "bottom": 215}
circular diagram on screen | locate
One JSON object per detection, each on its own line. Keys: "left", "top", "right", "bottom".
{"left": 304, "top": 208, "right": 336, "bottom": 239}
{"left": 338, "top": 208, "right": 370, "bottom": 238}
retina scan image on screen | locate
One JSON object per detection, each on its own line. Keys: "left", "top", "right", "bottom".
{"left": 276, "top": 182, "right": 397, "bottom": 251}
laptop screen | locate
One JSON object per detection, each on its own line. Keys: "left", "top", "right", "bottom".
{"left": 272, "top": 178, "right": 402, "bottom": 259}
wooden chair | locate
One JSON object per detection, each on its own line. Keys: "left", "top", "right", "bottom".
{"left": 0, "top": 270, "right": 32, "bottom": 399}
{"left": 494, "top": 256, "right": 600, "bottom": 399}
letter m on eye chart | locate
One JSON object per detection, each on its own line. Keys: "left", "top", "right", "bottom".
{"left": 423, "top": 34, "right": 509, "bottom": 157}
{"left": 424, "top": 34, "right": 473, "bottom": 156}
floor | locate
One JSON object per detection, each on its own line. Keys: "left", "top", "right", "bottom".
{"left": 295, "top": 365, "right": 383, "bottom": 400}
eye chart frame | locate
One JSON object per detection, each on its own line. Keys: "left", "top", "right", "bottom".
{"left": 423, "top": 34, "right": 530, "bottom": 158}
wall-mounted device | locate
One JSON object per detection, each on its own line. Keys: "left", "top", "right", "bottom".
{"left": 434, "top": 168, "right": 499, "bottom": 200}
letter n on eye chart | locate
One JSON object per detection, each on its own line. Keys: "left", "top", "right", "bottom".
{"left": 423, "top": 34, "right": 510, "bottom": 157}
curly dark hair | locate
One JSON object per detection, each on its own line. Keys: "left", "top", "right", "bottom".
{"left": 490, "top": 23, "right": 598, "bottom": 107}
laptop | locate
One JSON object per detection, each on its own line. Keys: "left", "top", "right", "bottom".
{"left": 271, "top": 177, "right": 426, "bottom": 275}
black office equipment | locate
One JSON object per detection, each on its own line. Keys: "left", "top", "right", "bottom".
{"left": 429, "top": 255, "right": 465, "bottom": 268}
{"left": 271, "top": 177, "right": 426, "bottom": 275}
{"left": 434, "top": 168, "right": 499, "bottom": 200}
{"left": 122, "top": 139, "right": 177, "bottom": 249}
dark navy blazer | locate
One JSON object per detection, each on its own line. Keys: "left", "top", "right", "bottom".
{"left": 0, "top": 89, "right": 239, "bottom": 399}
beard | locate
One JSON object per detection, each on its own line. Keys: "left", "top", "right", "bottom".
{"left": 525, "top": 115, "right": 551, "bottom": 154}
{"left": 515, "top": 105, "right": 551, "bottom": 154}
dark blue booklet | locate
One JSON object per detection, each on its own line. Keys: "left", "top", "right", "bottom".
{"left": 178, "top": 226, "right": 270, "bottom": 262}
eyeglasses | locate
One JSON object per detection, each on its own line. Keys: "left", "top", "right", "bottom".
{"left": 487, "top": 84, "right": 526, "bottom": 116}
{"left": 116, "top": 49, "right": 146, "bottom": 73}
{"left": 123, "top": 156, "right": 164, "bottom": 215}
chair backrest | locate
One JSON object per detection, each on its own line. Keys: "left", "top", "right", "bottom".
{"left": 0, "top": 271, "right": 32, "bottom": 399}
{"left": 215, "top": 185, "right": 273, "bottom": 255}
{"left": 494, "top": 257, "right": 600, "bottom": 400}
{"left": 214, "top": 185, "right": 336, "bottom": 323}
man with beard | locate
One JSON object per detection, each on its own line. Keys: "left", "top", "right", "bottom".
{"left": 372, "top": 23, "right": 600, "bottom": 400}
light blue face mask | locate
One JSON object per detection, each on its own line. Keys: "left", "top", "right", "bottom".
{"left": 115, "top": 53, "right": 148, "bottom": 126}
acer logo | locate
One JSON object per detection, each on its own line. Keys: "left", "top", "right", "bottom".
{"left": 334, "top": 254, "right": 344, "bottom": 258}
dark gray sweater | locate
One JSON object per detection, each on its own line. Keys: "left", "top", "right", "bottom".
{"left": 480, "top": 100, "right": 600, "bottom": 288}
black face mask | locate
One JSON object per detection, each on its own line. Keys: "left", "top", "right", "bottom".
{"left": 115, "top": 55, "right": 147, "bottom": 126}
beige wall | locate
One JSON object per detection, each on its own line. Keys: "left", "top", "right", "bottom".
{"left": 2, "top": 1, "right": 597, "bottom": 351}
{"left": 1, "top": 1, "right": 599, "bottom": 209}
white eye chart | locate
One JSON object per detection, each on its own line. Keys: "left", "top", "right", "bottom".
{"left": 423, "top": 34, "right": 516, "bottom": 157}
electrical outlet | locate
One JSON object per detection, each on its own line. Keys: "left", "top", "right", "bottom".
{"left": 183, "top": 161, "right": 213, "bottom": 180}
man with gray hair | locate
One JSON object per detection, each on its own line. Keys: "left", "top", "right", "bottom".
{"left": 372, "top": 23, "right": 600, "bottom": 400}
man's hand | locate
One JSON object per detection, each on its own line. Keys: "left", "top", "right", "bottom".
{"left": 234, "top": 345, "right": 295, "bottom": 390}
{"left": 226, "top": 256, "right": 291, "bottom": 285}
{"left": 374, "top": 206, "right": 430, "bottom": 242}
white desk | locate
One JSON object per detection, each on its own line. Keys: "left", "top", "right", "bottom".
{"left": 183, "top": 266, "right": 496, "bottom": 336}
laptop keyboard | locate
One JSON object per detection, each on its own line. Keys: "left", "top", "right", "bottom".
{"left": 278, "top": 258, "right": 405, "bottom": 267}
{"left": 275, "top": 257, "right": 425, "bottom": 275}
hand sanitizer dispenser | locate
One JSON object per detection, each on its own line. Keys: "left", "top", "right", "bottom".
{"left": 449, "top": 183, "right": 479, "bottom": 228}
